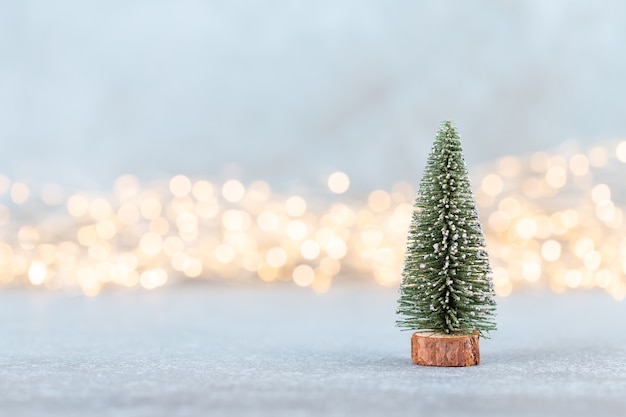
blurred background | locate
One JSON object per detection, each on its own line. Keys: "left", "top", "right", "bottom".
{"left": 1, "top": 0, "right": 626, "bottom": 298}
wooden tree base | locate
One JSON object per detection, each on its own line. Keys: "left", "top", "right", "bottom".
{"left": 411, "top": 332, "right": 480, "bottom": 367}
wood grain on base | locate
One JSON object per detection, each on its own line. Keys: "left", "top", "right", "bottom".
{"left": 411, "top": 332, "right": 480, "bottom": 367}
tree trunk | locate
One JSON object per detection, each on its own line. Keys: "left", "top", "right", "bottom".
{"left": 411, "top": 332, "right": 480, "bottom": 367}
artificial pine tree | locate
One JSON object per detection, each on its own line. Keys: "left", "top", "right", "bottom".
{"left": 397, "top": 120, "right": 496, "bottom": 366}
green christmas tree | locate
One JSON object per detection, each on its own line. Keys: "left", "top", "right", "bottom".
{"left": 396, "top": 120, "right": 497, "bottom": 336}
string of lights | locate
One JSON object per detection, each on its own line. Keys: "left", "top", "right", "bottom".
{"left": 1, "top": 139, "right": 625, "bottom": 299}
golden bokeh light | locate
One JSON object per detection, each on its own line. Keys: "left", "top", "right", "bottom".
{"left": 569, "top": 154, "right": 589, "bottom": 176}
{"left": 266, "top": 247, "right": 287, "bottom": 268}
{"left": 292, "top": 264, "right": 315, "bottom": 287}
{"left": 617, "top": 141, "right": 626, "bottom": 163}
{"left": 327, "top": 171, "right": 350, "bottom": 194}
{"left": 192, "top": 180, "right": 214, "bottom": 201}
{"left": 481, "top": 174, "right": 504, "bottom": 196}
{"left": 10, "top": 182, "right": 30, "bottom": 204}
{"left": 169, "top": 175, "right": 192, "bottom": 197}
{"left": 1, "top": 139, "right": 626, "bottom": 298}
{"left": 368, "top": 190, "right": 392, "bottom": 212}
{"left": 285, "top": 196, "right": 307, "bottom": 217}
{"left": 222, "top": 180, "right": 245, "bottom": 203}
{"left": 28, "top": 261, "right": 47, "bottom": 285}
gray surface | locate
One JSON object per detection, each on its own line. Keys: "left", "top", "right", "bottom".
{"left": 1, "top": 285, "right": 626, "bottom": 417}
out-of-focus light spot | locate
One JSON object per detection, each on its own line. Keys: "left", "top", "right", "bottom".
{"left": 176, "top": 212, "right": 198, "bottom": 235}
{"left": 616, "top": 141, "right": 626, "bottom": 163}
{"left": 492, "top": 267, "right": 509, "bottom": 286}
{"left": 481, "top": 174, "right": 504, "bottom": 196}
{"left": 222, "top": 210, "right": 250, "bottom": 232}
{"left": 67, "top": 194, "right": 89, "bottom": 217}
{"left": 591, "top": 184, "right": 611, "bottom": 204}
{"left": 559, "top": 210, "right": 579, "bottom": 229}
{"left": 564, "top": 270, "right": 582, "bottom": 288}
{"left": 222, "top": 180, "right": 245, "bottom": 202}
{"left": 150, "top": 217, "right": 170, "bottom": 235}
{"left": 492, "top": 267, "right": 512, "bottom": 296}
{"left": 588, "top": 146, "right": 608, "bottom": 167}
{"left": 215, "top": 244, "right": 235, "bottom": 264}
{"left": 258, "top": 265, "right": 278, "bottom": 282}
{"left": 326, "top": 238, "right": 347, "bottom": 260}
{"left": 497, "top": 156, "right": 521, "bottom": 177}
{"left": 118, "top": 203, "right": 139, "bottom": 225}
{"left": 319, "top": 257, "right": 341, "bottom": 276}
{"left": 242, "top": 253, "right": 262, "bottom": 272}
{"left": 183, "top": 258, "right": 203, "bottom": 278}
{"left": 530, "top": 152, "right": 549, "bottom": 172}
{"left": 521, "top": 178, "right": 543, "bottom": 198}
{"left": 140, "top": 233, "right": 163, "bottom": 256}
{"left": 246, "top": 181, "right": 271, "bottom": 204}
{"left": 140, "top": 268, "right": 168, "bottom": 290}
{"left": 89, "top": 198, "right": 112, "bottom": 221}
{"left": 368, "top": 190, "right": 391, "bottom": 212}
{"left": 596, "top": 201, "right": 616, "bottom": 222}
{"left": 18, "top": 226, "right": 39, "bottom": 250}
{"left": 300, "top": 240, "right": 320, "bottom": 260}
{"left": 196, "top": 199, "right": 219, "bottom": 219}
{"left": 257, "top": 210, "right": 279, "bottom": 231}
{"left": 498, "top": 197, "right": 522, "bottom": 217}
{"left": 140, "top": 197, "right": 162, "bottom": 220}
{"left": 541, "top": 240, "right": 561, "bottom": 262}
{"left": 515, "top": 218, "right": 537, "bottom": 239}
{"left": 286, "top": 220, "right": 308, "bottom": 241}
{"left": 163, "top": 236, "right": 184, "bottom": 256}
{"left": 569, "top": 154, "right": 589, "bottom": 176}
{"left": 118, "top": 252, "right": 138, "bottom": 271}
{"left": 595, "top": 269, "right": 613, "bottom": 289}
{"left": 88, "top": 242, "right": 110, "bottom": 261}
{"left": 583, "top": 251, "right": 601, "bottom": 270}
{"left": 11, "top": 182, "right": 30, "bottom": 204}
{"left": 360, "top": 227, "right": 384, "bottom": 248}
{"left": 0, "top": 174, "right": 10, "bottom": 194}
{"left": 488, "top": 211, "right": 510, "bottom": 233}
{"left": 89, "top": 198, "right": 112, "bottom": 220}
{"left": 371, "top": 247, "right": 398, "bottom": 286}
{"left": 494, "top": 280, "right": 513, "bottom": 297}
{"left": 77, "top": 225, "right": 98, "bottom": 246}
{"left": 534, "top": 215, "right": 551, "bottom": 239}
{"left": 192, "top": 180, "right": 214, "bottom": 201}
{"left": 0, "top": 242, "right": 14, "bottom": 265}
{"left": 96, "top": 220, "right": 117, "bottom": 240}
{"left": 41, "top": 183, "right": 64, "bottom": 206}
{"left": 169, "top": 175, "right": 192, "bottom": 197}
{"left": 293, "top": 264, "right": 315, "bottom": 287}
{"left": 328, "top": 171, "right": 350, "bottom": 194}
{"left": 28, "top": 261, "right": 47, "bottom": 285}
{"left": 266, "top": 247, "right": 287, "bottom": 268}
{"left": 285, "top": 196, "right": 307, "bottom": 217}
{"left": 0, "top": 204, "right": 10, "bottom": 225}
{"left": 574, "top": 237, "right": 594, "bottom": 258}
{"left": 171, "top": 252, "right": 189, "bottom": 271}
{"left": 545, "top": 166, "right": 567, "bottom": 188}
{"left": 522, "top": 262, "right": 541, "bottom": 282}
{"left": 114, "top": 175, "right": 141, "bottom": 201}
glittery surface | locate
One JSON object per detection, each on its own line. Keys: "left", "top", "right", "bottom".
{"left": 1, "top": 286, "right": 625, "bottom": 417}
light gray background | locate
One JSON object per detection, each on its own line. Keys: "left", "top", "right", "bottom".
{"left": 2, "top": 1, "right": 626, "bottom": 190}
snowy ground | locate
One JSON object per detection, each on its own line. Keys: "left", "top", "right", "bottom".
{"left": 1, "top": 284, "right": 625, "bottom": 417}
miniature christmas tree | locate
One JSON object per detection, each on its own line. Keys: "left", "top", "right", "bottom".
{"left": 397, "top": 120, "right": 496, "bottom": 366}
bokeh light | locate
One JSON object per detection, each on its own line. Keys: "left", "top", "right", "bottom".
{"left": 1, "top": 139, "right": 626, "bottom": 300}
